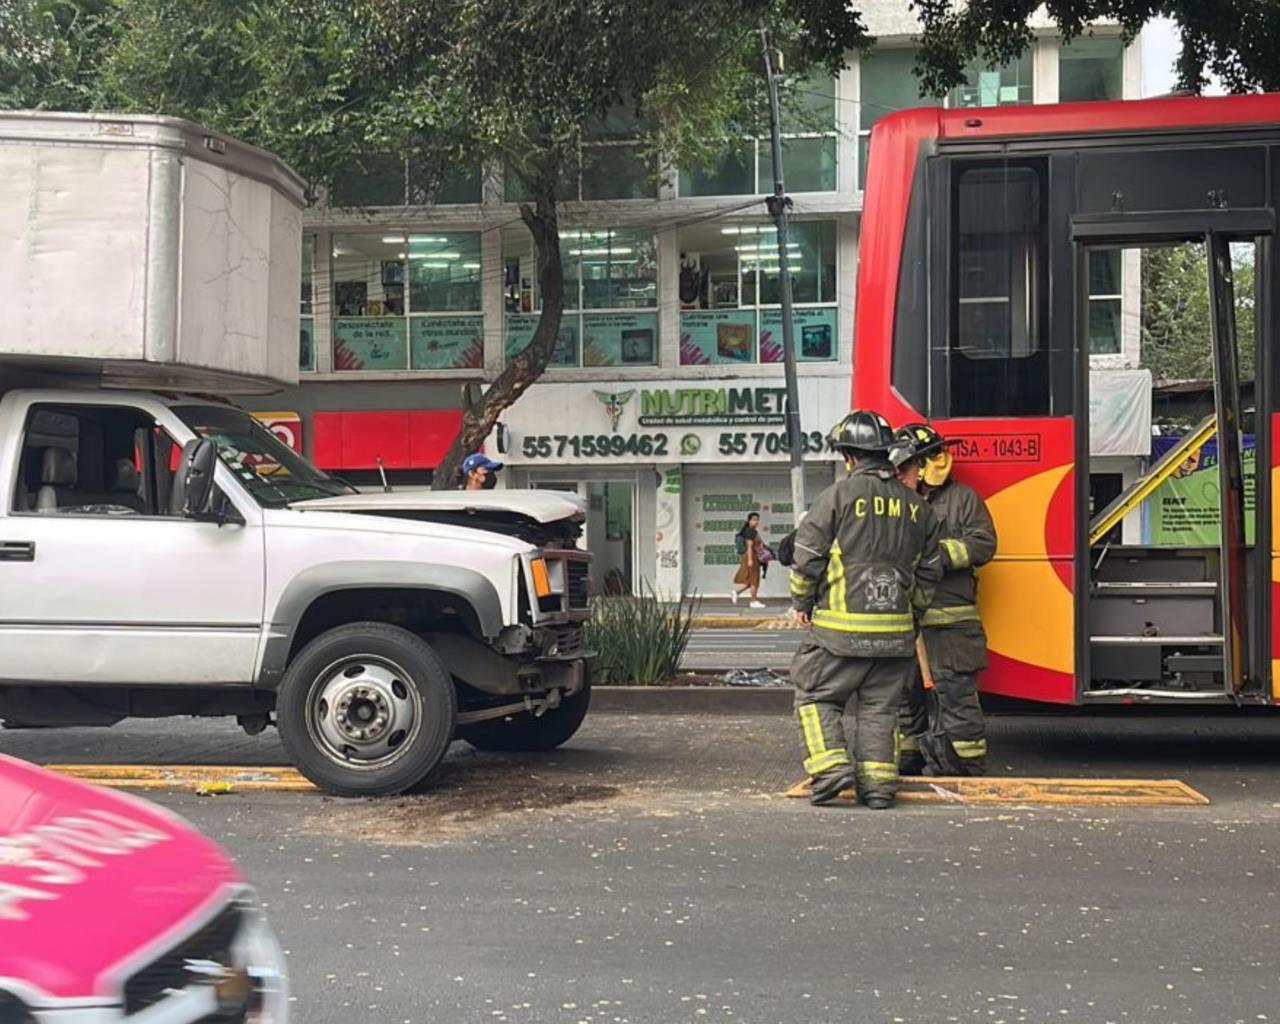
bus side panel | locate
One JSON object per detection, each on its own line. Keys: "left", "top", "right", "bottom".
{"left": 937, "top": 416, "right": 1077, "bottom": 704}
{"left": 1272, "top": 413, "right": 1280, "bottom": 701}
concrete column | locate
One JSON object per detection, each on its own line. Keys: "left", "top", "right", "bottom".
{"left": 1034, "top": 35, "right": 1060, "bottom": 104}
{"left": 481, "top": 222, "right": 505, "bottom": 379}
{"left": 657, "top": 226, "right": 681, "bottom": 368}
{"left": 313, "top": 227, "right": 333, "bottom": 374}
{"left": 836, "top": 52, "right": 859, "bottom": 197}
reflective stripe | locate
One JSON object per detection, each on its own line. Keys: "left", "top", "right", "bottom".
{"left": 899, "top": 735, "right": 920, "bottom": 754}
{"left": 790, "top": 572, "right": 817, "bottom": 597}
{"left": 857, "top": 760, "right": 899, "bottom": 783}
{"left": 813, "top": 609, "right": 913, "bottom": 633}
{"left": 951, "top": 738, "right": 988, "bottom": 758}
{"left": 805, "top": 748, "right": 852, "bottom": 775}
{"left": 921, "top": 604, "right": 980, "bottom": 627}
{"left": 941, "top": 538, "right": 971, "bottom": 569}
{"left": 826, "top": 540, "right": 847, "bottom": 614}
{"left": 798, "top": 704, "right": 824, "bottom": 759}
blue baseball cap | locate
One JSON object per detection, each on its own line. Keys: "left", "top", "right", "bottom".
{"left": 462, "top": 453, "right": 503, "bottom": 474}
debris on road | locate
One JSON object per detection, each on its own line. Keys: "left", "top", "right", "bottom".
{"left": 723, "top": 668, "right": 788, "bottom": 688}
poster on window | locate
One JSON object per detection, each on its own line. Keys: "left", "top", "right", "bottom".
{"left": 505, "top": 314, "right": 579, "bottom": 367}
{"left": 679, "top": 310, "right": 757, "bottom": 365}
{"left": 1144, "top": 435, "right": 1255, "bottom": 545}
{"left": 410, "top": 315, "right": 484, "bottom": 370}
{"left": 580, "top": 312, "right": 658, "bottom": 367}
{"left": 333, "top": 317, "right": 407, "bottom": 371}
{"left": 759, "top": 307, "right": 838, "bottom": 363}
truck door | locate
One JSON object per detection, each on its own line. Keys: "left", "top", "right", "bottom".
{"left": 0, "top": 398, "right": 266, "bottom": 685}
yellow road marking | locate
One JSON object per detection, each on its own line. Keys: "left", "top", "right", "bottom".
{"left": 44, "top": 764, "right": 317, "bottom": 793}
{"left": 784, "top": 776, "right": 1209, "bottom": 807}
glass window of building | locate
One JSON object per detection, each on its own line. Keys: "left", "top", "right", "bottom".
{"left": 330, "top": 154, "right": 406, "bottom": 207}
{"left": 949, "top": 53, "right": 1033, "bottom": 108}
{"left": 300, "top": 235, "right": 315, "bottom": 372}
{"left": 331, "top": 233, "right": 484, "bottom": 371}
{"left": 503, "top": 226, "right": 659, "bottom": 367}
{"left": 679, "top": 73, "right": 837, "bottom": 197}
{"left": 1060, "top": 36, "right": 1124, "bottom": 102}
{"left": 858, "top": 49, "right": 938, "bottom": 190}
{"left": 504, "top": 106, "right": 655, "bottom": 203}
{"left": 1088, "top": 248, "right": 1123, "bottom": 355}
{"left": 676, "top": 220, "right": 838, "bottom": 364}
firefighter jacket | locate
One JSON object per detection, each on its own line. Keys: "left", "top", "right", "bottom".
{"left": 920, "top": 478, "right": 998, "bottom": 674}
{"left": 790, "top": 459, "right": 944, "bottom": 659}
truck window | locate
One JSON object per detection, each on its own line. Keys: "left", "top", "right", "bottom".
{"left": 949, "top": 161, "right": 1050, "bottom": 416}
{"left": 12, "top": 404, "right": 182, "bottom": 517}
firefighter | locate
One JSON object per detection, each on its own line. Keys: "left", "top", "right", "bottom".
{"left": 891, "top": 423, "right": 997, "bottom": 776}
{"left": 789, "top": 410, "right": 944, "bottom": 809}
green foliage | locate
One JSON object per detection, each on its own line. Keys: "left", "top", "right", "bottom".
{"left": 911, "top": 0, "right": 1280, "bottom": 96}
{"left": 586, "top": 587, "right": 701, "bottom": 686}
{"left": 1141, "top": 243, "right": 1256, "bottom": 383}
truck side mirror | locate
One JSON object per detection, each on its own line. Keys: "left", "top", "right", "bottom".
{"left": 179, "top": 438, "right": 218, "bottom": 518}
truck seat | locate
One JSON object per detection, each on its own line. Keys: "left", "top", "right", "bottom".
{"left": 35, "top": 447, "right": 78, "bottom": 512}
{"left": 106, "top": 458, "right": 144, "bottom": 512}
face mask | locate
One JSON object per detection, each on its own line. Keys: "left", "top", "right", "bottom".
{"left": 481, "top": 471, "right": 498, "bottom": 490}
{"left": 922, "top": 450, "right": 953, "bottom": 487}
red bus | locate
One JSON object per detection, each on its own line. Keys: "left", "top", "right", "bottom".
{"left": 854, "top": 93, "right": 1280, "bottom": 706}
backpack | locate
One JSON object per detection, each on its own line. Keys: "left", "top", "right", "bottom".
{"left": 734, "top": 532, "right": 748, "bottom": 557}
{"left": 777, "top": 529, "right": 797, "bottom": 566}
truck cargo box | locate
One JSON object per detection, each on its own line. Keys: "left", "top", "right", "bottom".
{"left": 0, "top": 112, "right": 306, "bottom": 393}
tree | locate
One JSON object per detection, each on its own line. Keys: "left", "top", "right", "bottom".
{"left": 911, "top": 0, "right": 1280, "bottom": 95}
{"left": 1, "top": 0, "right": 869, "bottom": 486}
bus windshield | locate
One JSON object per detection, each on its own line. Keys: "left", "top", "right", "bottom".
{"left": 173, "top": 404, "right": 355, "bottom": 507}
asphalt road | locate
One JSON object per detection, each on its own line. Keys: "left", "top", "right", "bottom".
{"left": 681, "top": 629, "right": 798, "bottom": 671}
{"left": 7, "top": 710, "right": 1280, "bottom": 1023}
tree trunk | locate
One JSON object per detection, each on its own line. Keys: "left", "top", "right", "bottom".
{"left": 432, "top": 189, "right": 565, "bottom": 489}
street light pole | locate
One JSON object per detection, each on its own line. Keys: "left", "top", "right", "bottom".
{"left": 760, "top": 24, "right": 806, "bottom": 527}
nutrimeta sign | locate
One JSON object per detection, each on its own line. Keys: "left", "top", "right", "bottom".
{"left": 501, "top": 377, "right": 848, "bottom": 465}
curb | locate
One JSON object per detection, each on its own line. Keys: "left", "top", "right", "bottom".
{"left": 688, "top": 615, "right": 800, "bottom": 630}
{"left": 593, "top": 685, "right": 791, "bottom": 715}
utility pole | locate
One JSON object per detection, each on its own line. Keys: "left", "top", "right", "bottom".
{"left": 759, "top": 24, "right": 806, "bottom": 526}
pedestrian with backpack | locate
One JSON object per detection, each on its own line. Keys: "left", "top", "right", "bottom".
{"left": 731, "top": 512, "right": 766, "bottom": 608}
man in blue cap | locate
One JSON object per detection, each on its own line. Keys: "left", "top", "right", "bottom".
{"left": 461, "top": 453, "right": 503, "bottom": 490}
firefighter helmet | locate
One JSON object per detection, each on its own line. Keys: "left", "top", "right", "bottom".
{"left": 828, "top": 409, "right": 895, "bottom": 455}
{"left": 892, "top": 422, "right": 949, "bottom": 464}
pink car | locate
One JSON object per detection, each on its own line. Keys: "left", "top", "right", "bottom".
{"left": 0, "top": 754, "right": 287, "bottom": 1022}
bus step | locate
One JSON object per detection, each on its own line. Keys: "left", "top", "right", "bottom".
{"left": 1093, "top": 580, "right": 1217, "bottom": 593}
{"left": 1089, "top": 636, "right": 1224, "bottom": 692}
{"left": 1090, "top": 635, "right": 1223, "bottom": 644}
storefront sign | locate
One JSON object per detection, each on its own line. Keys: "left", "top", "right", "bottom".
{"left": 333, "top": 317, "right": 407, "bottom": 371}
{"left": 582, "top": 312, "right": 659, "bottom": 366}
{"left": 504, "top": 314, "right": 578, "bottom": 366}
{"left": 759, "top": 307, "right": 838, "bottom": 363}
{"left": 679, "top": 306, "right": 838, "bottom": 365}
{"left": 1145, "top": 435, "right": 1256, "bottom": 545}
{"left": 501, "top": 376, "right": 849, "bottom": 465}
{"left": 410, "top": 315, "right": 484, "bottom": 370}
{"left": 252, "top": 411, "right": 303, "bottom": 453}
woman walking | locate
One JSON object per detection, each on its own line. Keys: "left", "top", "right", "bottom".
{"left": 732, "top": 512, "right": 767, "bottom": 608}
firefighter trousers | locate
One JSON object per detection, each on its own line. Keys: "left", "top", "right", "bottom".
{"left": 899, "top": 669, "right": 988, "bottom": 776}
{"left": 791, "top": 640, "right": 913, "bottom": 803}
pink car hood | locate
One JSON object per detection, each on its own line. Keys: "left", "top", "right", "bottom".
{"left": 0, "top": 754, "right": 241, "bottom": 1004}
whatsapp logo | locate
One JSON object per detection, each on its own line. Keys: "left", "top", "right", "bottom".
{"left": 680, "top": 433, "right": 702, "bottom": 456}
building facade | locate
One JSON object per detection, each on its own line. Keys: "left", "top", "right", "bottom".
{"left": 247, "top": 9, "right": 1144, "bottom": 599}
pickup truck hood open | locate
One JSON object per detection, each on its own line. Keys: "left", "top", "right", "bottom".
{"left": 289, "top": 489, "right": 586, "bottom": 546}
{"left": 0, "top": 754, "right": 241, "bottom": 1003}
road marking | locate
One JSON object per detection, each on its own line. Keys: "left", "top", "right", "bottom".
{"left": 44, "top": 764, "right": 317, "bottom": 792}
{"left": 783, "top": 776, "right": 1210, "bottom": 806}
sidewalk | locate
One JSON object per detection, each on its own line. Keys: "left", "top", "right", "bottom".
{"left": 687, "top": 597, "right": 800, "bottom": 630}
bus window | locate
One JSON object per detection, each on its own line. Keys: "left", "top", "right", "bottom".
{"left": 950, "top": 162, "right": 1049, "bottom": 416}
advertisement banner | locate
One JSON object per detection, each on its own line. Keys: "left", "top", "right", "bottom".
{"left": 1145, "top": 434, "right": 1256, "bottom": 545}
{"left": 581, "top": 312, "right": 659, "bottom": 367}
{"left": 500, "top": 376, "right": 849, "bottom": 465}
{"left": 410, "top": 315, "right": 484, "bottom": 370}
{"left": 759, "top": 307, "right": 838, "bottom": 363}
{"left": 505, "top": 314, "right": 578, "bottom": 367}
{"left": 679, "top": 310, "right": 757, "bottom": 365}
{"left": 333, "top": 317, "right": 407, "bottom": 371}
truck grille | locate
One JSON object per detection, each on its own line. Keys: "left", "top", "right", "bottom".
{"left": 546, "top": 623, "right": 586, "bottom": 656}
{"left": 566, "top": 560, "right": 590, "bottom": 609}
{"left": 124, "top": 903, "right": 243, "bottom": 1016}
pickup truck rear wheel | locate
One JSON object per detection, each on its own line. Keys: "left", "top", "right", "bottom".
{"left": 277, "top": 622, "right": 456, "bottom": 797}
{"left": 459, "top": 680, "right": 591, "bottom": 752}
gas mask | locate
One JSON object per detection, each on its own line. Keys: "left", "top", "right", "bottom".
{"left": 922, "top": 450, "right": 953, "bottom": 488}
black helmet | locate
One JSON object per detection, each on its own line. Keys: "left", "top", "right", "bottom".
{"left": 828, "top": 409, "right": 894, "bottom": 455}
{"left": 897, "top": 422, "right": 949, "bottom": 461}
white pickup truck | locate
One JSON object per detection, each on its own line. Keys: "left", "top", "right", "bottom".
{"left": 0, "top": 113, "right": 593, "bottom": 796}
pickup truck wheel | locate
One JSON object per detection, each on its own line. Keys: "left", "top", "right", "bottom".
{"left": 277, "top": 623, "right": 456, "bottom": 797}
{"left": 459, "top": 680, "right": 591, "bottom": 752}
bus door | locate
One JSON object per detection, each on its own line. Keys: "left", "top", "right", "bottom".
{"left": 1075, "top": 214, "right": 1270, "bottom": 702}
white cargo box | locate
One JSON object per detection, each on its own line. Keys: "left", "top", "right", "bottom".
{"left": 0, "top": 112, "right": 306, "bottom": 393}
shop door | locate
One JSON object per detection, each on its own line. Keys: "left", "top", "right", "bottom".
{"left": 585, "top": 481, "right": 635, "bottom": 595}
